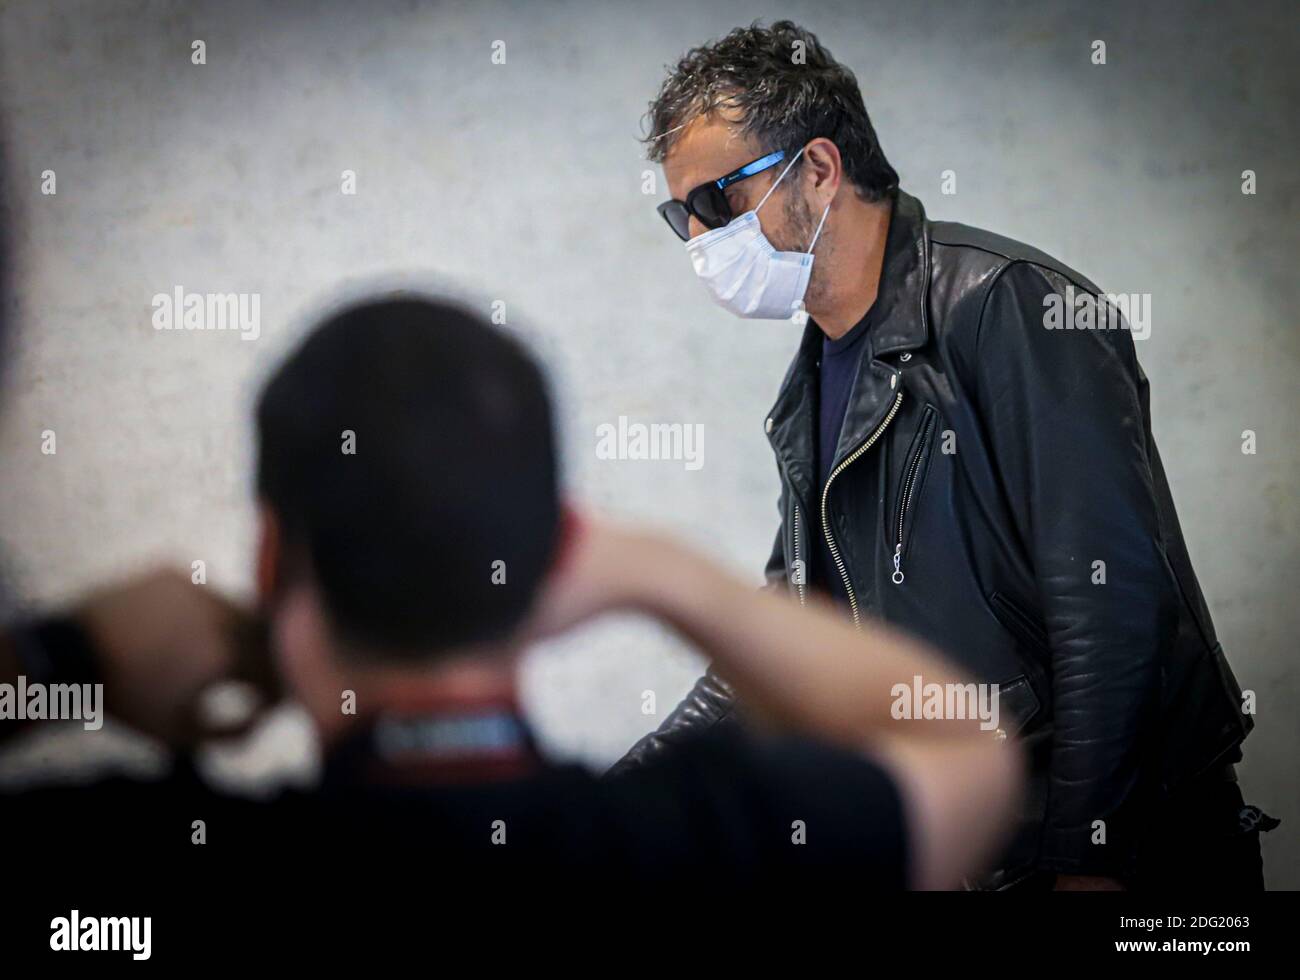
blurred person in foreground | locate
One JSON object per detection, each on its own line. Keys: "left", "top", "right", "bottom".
{"left": 0, "top": 295, "right": 1021, "bottom": 889}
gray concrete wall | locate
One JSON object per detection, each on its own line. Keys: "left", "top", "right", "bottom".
{"left": 1, "top": 0, "right": 1296, "bottom": 885}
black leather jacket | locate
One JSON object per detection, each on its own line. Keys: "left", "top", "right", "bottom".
{"left": 612, "top": 189, "right": 1252, "bottom": 885}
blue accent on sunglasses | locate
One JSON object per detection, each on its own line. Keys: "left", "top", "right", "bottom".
{"left": 715, "top": 150, "right": 786, "bottom": 190}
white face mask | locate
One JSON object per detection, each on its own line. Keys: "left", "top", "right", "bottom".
{"left": 684, "top": 146, "right": 830, "bottom": 320}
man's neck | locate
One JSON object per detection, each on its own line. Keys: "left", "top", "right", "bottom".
{"left": 319, "top": 649, "right": 522, "bottom": 748}
{"left": 320, "top": 652, "right": 540, "bottom": 787}
{"left": 811, "top": 197, "right": 892, "bottom": 341}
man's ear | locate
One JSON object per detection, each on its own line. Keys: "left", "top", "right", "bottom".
{"left": 803, "top": 136, "right": 843, "bottom": 205}
{"left": 272, "top": 584, "right": 354, "bottom": 743}
{"left": 547, "top": 503, "right": 586, "bottom": 581}
{"left": 256, "top": 503, "right": 282, "bottom": 603}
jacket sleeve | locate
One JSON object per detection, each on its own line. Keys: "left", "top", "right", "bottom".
{"left": 973, "top": 262, "right": 1173, "bottom": 877}
{"left": 606, "top": 507, "right": 789, "bottom": 777}
{"left": 603, "top": 665, "right": 738, "bottom": 777}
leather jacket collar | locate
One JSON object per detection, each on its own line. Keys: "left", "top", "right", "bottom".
{"left": 764, "top": 189, "right": 931, "bottom": 514}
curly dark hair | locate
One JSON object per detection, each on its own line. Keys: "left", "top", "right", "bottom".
{"left": 642, "top": 20, "right": 898, "bottom": 202}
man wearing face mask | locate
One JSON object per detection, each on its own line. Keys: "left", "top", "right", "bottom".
{"left": 613, "top": 21, "right": 1272, "bottom": 892}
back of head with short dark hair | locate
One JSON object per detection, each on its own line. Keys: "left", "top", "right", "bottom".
{"left": 256, "top": 296, "right": 559, "bottom": 662}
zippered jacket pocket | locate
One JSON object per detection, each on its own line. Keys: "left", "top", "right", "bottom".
{"left": 891, "top": 405, "right": 938, "bottom": 585}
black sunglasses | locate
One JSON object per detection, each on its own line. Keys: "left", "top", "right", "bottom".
{"left": 656, "top": 150, "right": 787, "bottom": 242}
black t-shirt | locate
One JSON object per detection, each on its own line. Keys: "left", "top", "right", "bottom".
{"left": 815, "top": 308, "right": 873, "bottom": 603}
{"left": 0, "top": 721, "right": 909, "bottom": 888}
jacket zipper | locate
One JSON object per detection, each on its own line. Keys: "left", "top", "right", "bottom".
{"left": 892, "top": 410, "right": 936, "bottom": 586}
{"left": 792, "top": 505, "right": 806, "bottom": 605}
{"left": 821, "top": 390, "right": 904, "bottom": 628}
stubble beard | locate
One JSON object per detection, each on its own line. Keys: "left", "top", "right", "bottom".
{"left": 782, "top": 188, "right": 832, "bottom": 313}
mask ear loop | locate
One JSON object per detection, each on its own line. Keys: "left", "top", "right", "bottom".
{"left": 754, "top": 145, "right": 807, "bottom": 214}
{"left": 806, "top": 203, "right": 831, "bottom": 254}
